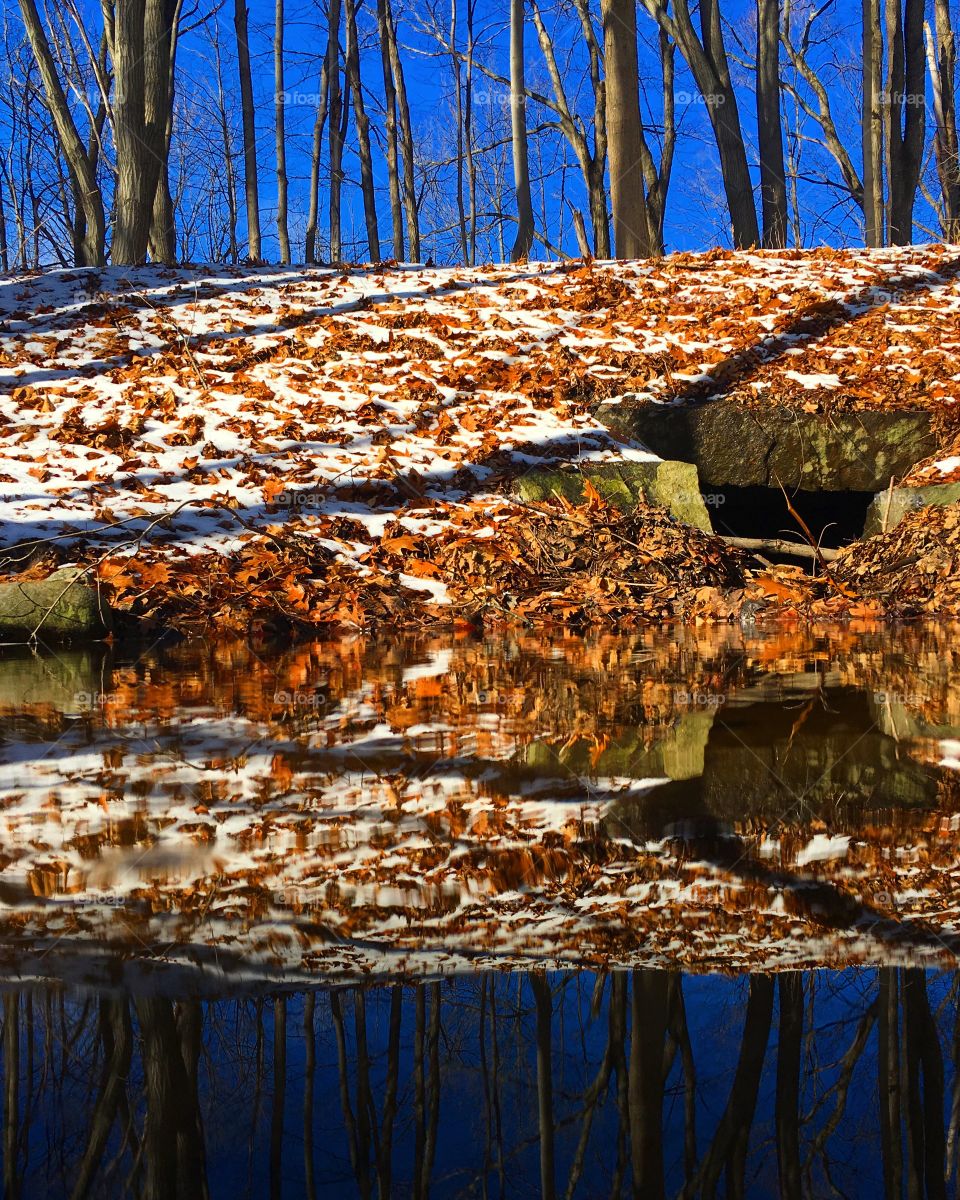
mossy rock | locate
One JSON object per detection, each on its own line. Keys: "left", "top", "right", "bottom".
{"left": 0, "top": 568, "right": 110, "bottom": 641}
{"left": 863, "top": 483, "right": 960, "bottom": 536}
{"left": 599, "top": 398, "right": 937, "bottom": 492}
{"left": 514, "top": 460, "right": 713, "bottom": 532}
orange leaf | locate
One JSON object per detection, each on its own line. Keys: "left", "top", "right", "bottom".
{"left": 406, "top": 559, "right": 444, "bottom": 579}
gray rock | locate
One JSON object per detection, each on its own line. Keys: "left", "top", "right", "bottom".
{"left": 863, "top": 482, "right": 960, "bottom": 536}
{"left": 598, "top": 397, "right": 937, "bottom": 492}
{"left": 513, "top": 460, "right": 713, "bottom": 531}
{"left": 0, "top": 568, "right": 111, "bottom": 641}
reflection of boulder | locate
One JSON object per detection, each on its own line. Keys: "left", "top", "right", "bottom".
{"left": 702, "top": 690, "right": 938, "bottom": 815}
{"left": 870, "top": 694, "right": 960, "bottom": 746}
{"left": 523, "top": 709, "right": 716, "bottom": 783}
{"left": 606, "top": 689, "right": 941, "bottom": 842}
{"left": 0, "top": 647, "right": 109, "bottom": 715}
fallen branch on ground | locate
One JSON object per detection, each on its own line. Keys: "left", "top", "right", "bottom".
{"left": 719, "top": 535, "right": 839, "bottom": 563}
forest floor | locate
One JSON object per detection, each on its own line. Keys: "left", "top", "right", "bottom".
{"left": 2, "top": 244, "right": 960, "bottom": 635}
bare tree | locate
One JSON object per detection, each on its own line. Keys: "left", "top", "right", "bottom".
{"left": 885, "top": 0, "right": 925, "bottom": 243}
{"left": 16, "top": 0, "right": 105, "bottom": 263}
{"left": 274, "top": 0, "right": 290, "bottom": 263}
{"left": 344, "top": 0, "right": 380, "bottom": 260}
{"left": 377, "top": 0, "right": 404, "bottom": 257}
{"left": 234, "top": 0, "right": 261, "bottom": 260}
{"left": 757, "top": 0, "right": 788, "bottom": 246}
{"left": 926, "top": 0, "right": 960, "bottom": 240}
{"left": 509, "top": 0, "right": 534, "bottom": 260}
{"left": 863, "top": 0, "right": 884, "bottom": 245}
{"left": 304, "top": 28, "right": 332, "bottom": 263}
{"left": 641, "top": 0, "right": 760, "bottom": 248}
{"left": 600, "top": 0, "right": 657, "bottom": 257}
{"left": 110, "top": 0, "right": 178, "bottom": 264}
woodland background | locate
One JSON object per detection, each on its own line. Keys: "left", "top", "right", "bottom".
{"left": 0, "top": 0, "right": 958, "bottom": 268}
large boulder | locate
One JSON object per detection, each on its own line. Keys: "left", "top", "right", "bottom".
{"left": 598, "top": 398, "right": 937, "bottom": 492}
{"left": 0, "top": 568, "right": 110, "bottom": 641}
{"left": 863, "top": 482, "right": 960, "bottom": 535}
{"left": 513, "top": 460, "right": 713, "bottom": 531}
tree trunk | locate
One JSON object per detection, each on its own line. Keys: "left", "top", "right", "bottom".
{"left": 148, "top": 0, "right": 180, "bottom": 263}
{"left": 274, "top": 0, "right": 290, "bottom": 264}
{"left": 344, "top": 0, "right": 380, "bottom": 260}
{"left": 757, "top": 0, "right": 788, "bottom": 246}
{"left": 234, "top": 0, "right": 262, "bottom": 261}
{"left": 602, "top": 0, "right": 656, "bottom": 258}
{"left": 304, "top": 47, "right": 331, "bottom": 264}
{"left": 16, "top": 0, "right": 105, "bottom": 264}
{"left": 327, "top": 0, "right": 345, "bottom": 263}
{"left": 112, "top": 0, "right": 175, "bottom": 264}
{"left": 509, "top": 0, "right": 534, "bottom": 260}
{"left": 212, "top": 24, "right": 239, "bottom": 262}
{"left": 926, "top": 0, "right": 960, "bottom": 240}
{"left": 885, "top": 0, "right": 925, "bottom": 243}
{"left": 863, "top": 0, "right": 885, "bottom": 245}
{"left": 383, "top": 0, "right": 419, "bottom": 260}
{"left": 641, "top": 0, "right": 759, "bottom": 248}
{"left": 376, "top": 0, "right": 404, "bottom": 258}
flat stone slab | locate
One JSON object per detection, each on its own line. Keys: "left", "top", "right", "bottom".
{"left": 597, "top": 398, "right": 937, "bottom": 492}
{"left": 513, "top": 460, "right": 713, "bottom": 531}
{"left": 0, "top": 568, "right": 110, "bottom": 640}
{"left": 863, "top": 482, "right": 960, "bottom": 535}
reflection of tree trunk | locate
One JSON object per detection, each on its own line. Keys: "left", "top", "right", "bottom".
{"left": 629, "top": 970, "right": 668, "bottom": 1200}
{"left": 354, "top": 994, "right": 374, "bottom": 1196}
{"left": 697, "top": 976, "right": 774, "bottom": 1200}
{"left": 271, "top": 997, "right": 287, "bottom": 1200}
{"left": 413, "top": 984, "right": 441, "bottom": 1200}
{"left": 947, "top": 989, "right": 960, "bottom": 1181}
{"left": 565, "top": 978, "right": 619, "bottom": 1199}
{"left": 531, "top": 975, "right": 556, "bottom": 1200}
{"left": 135, "top": 997, "right": 206, "bottom": 1200}
{"left": 71, "top": 999, "right": 133, "bottom": 1200}
{"left": 332, "top": 991, "right": 370, "bottom": 1200}
{"left": 776, "top": 973, "right": 803, "bottom": 1200}
{"left": 808, "top": 998, "right": 876, "bottom": 1180}
{"left": 879, "top": 968, "right": 903, "bottom": 1200}
{"left": 424, "top": 983, "right": 441, "bottom": 1197}
{"left": 609, "top": 973, "right": 631, "bottom": 1197}
{"left": 668, "top": 978, "right": 697, "bottom": 1187}
{"left": 304, "top": 994, "right": 316, "bottom": 1200}
{"left": 377, "top": 987, "right": 402, "bottom": 1200}
{"left": 4, "top": 994, "right": 19, "bottom": 1200}
{"left": 904, "top": 969, "right": 946, "bottom": 1200}
{"left": 490, "top": 978, "right": 506, "bottom": 1197}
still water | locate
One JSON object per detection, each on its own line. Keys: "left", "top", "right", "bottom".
{"left": 1, "top": 624, "right": 960, "bottom": 1196}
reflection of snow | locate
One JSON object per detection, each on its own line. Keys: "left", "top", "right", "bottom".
{"left": 0, "top": 625, "right": 959, "bottom": 983}
{"left": 796, "top": 835, "right": 851, "bottom": 866}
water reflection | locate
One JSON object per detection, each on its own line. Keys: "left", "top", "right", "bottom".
{"left": 0, "top": 968, "right": 956, "bottom": 1198}
{"left": 0, "top": 626, "right": 959, "bottom": 981}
